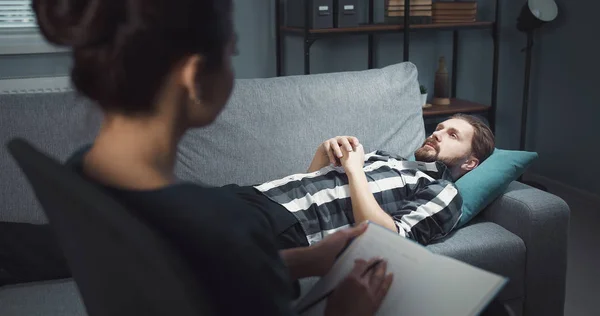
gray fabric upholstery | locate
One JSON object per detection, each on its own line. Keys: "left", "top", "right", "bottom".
{"left": 482, "top": 181, "right": 570, "bottom": 316}
{"left": 427, "top": 221, "right": 526, "bottom": 302}
{"left": 298, "top": 222, "right": 527, "bottom": 309}
{"left": 0, "top": 93, "right": 101, "bottom": 223}
{"left": 175, "top": 62, "right": 425, "bottom": 186}
{"left": 0, "top": 279, "right": 86, "bottom": 316}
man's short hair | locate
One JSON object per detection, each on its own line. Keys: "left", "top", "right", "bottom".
{"left": 451, "top": 114, "right": 495, "bottom": 163}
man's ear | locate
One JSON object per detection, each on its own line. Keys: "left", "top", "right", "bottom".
{"left": 462, "top": 156, "right": 480, "bottom": 171}
{"left": 179, "top": 54, "right": 204, "bottom": 101}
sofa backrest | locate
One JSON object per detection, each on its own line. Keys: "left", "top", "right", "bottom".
{"left": 175, "top": 62, "right": 425, "bottom": 186}
{"left": 0, "top": 93, "right": 102, "bottom": 223}
{"left": 0, "top": 62, "right": 425, "bottom": 223}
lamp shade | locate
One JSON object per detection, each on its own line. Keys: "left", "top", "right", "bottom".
{"left": 529, "top": 0, "right": 558, "bottom": 22}
{"left": 517, "top": 0, "right": 558, "bottom": 32}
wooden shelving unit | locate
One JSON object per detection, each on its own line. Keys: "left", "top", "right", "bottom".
{"left": 280, "top": 21, "right": 494, "bottom": 35}
{"left": 422, "top": 99, "right": 491, "bottom": 118}
{"left": 275, "top": 0, "right": 501, "bottom": 132}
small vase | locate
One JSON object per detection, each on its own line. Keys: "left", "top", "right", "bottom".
{"left": 433, "top": 56, "right": 451, "bottom": 106}
{"left": 420, "top": 93, "right": 428, "bottom": 106}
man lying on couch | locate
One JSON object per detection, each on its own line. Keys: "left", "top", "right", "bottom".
{"left": 1, "top": 114, "right": 493, "bottom": 286}
{"left": 230, "top": 113, "right": 495, "bottom": 249}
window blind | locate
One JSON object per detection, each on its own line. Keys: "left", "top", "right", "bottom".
{"left": 0, "top": 1, "right": 36, "bottom": 28}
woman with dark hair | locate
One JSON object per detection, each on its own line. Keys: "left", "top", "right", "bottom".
{"left": 30, "top": 0, "right": 393, "bottom": 315}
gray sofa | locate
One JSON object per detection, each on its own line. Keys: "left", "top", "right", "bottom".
{"left": 0, "top": 62, "right": 569, "bottom": 316}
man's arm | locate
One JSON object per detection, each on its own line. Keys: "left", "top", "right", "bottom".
{"left": 340, "top": 144, "right": 398, "bottom": 232}
{"left": 308, "top": 136, "right": 360, "bottom": 172}
{"left": 346, "top": 168, "right": 462, "bottom": 245}
{"left": 388, "top": 179, "right": 462, "bottom": 245}
{"left": 346, "top": 168, "right": 398, "bottom": 232}
{"left": 307, "top": 150, "right": 331, "bottom": 173}
{"left": 341, "top": 146, "right": 462, "bottom": 245}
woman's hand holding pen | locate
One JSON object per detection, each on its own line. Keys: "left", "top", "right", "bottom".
{"left": 305, "top": 221, "right": 369, "bottom": 277}
{"left": 325, "top": 257, "right": 394, "bottom": 316}
{"left": 296, "top": 221, "right": 394, "bottom": 316}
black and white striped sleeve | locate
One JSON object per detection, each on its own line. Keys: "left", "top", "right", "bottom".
{"left": 389, "top": 179, "right": 463, "bottom": 245}
{"left": 364, "top": 150, "right": 406, "bottom": 163}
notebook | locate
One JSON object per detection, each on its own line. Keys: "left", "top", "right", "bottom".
{"left": 294, "top": 223, "right": 507, "bottom": 316}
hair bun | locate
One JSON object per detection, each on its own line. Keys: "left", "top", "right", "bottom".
{"left": 32, "top": 0, "right": 123, "bottom": 48}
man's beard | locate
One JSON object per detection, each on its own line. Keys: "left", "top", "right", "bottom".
{"left": 414, "top": 138, "right": 462, "bottom": 168}
{"left": 414, "top": 138, "right": 439, "bottom": 163}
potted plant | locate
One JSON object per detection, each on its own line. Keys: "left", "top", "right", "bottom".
{"left": 419, "top": 85, "right": 428, "bottom": 106}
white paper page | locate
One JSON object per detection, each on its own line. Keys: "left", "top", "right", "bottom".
{"left": 295, "top": 223, "right": 506, "bottom": 316}
{"left": 295, "top": 224, "right": 433, "bottom": 314}
{"left": 407, "top": 255, "right": 508, "bottom": 316}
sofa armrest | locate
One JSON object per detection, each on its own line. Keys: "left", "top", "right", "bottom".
{"left": 482, "top": 181, "right": 570, "bottom": 316}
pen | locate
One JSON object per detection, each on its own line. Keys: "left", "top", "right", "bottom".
{"left": 361, "top": 259, "right": 384, "bottom": 277}
{"left": 296, "top": 259, "right": 385, "bottom": 314}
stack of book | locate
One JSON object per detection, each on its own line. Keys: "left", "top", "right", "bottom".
{"left": 432, "top": 1, "right": 478, "bottom": 23}
{"left": 385, "top": 0, "right": 433, "bottom": 24}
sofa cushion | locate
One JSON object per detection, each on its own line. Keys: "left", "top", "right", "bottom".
{"left": 455, "top": 148, "right": 539, "bottom": 228}
{"left": 175, "top": 62, "right": 425, "bottom": 186}
{"left": 427, "top": 220, "right": 526, "bottom": 302}
{"left": 0, "top": 279, "right": 86, "bottom": 316}
{"left": 1, "top": 64, "right": 423, "bottom": 221}
{"left": 0, "top": 93, "right": 101, "bottom": 223}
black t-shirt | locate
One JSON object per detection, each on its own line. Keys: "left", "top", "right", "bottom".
{"left": 67, "top": 149, "right": 297, "bottom": 316}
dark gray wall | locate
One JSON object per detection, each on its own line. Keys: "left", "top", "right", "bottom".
{"left": 235, "top": 0, "right": 597, "bottom": 195}
{"left": 526, "top": 0, "right": 598, "bottom": 195}
{"left": 233, "top": 0, "right": 515, "bottom": 146}
{"left": 231, "top": 0, "right": 276, "bottom": 78}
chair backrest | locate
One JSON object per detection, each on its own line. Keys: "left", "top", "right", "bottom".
{"left": 6, "top": 138, "right": 213, "bottom": 316}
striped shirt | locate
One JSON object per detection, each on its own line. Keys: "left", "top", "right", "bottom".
{"left": 254, "top": 151, "right": 463, "bottom": 246}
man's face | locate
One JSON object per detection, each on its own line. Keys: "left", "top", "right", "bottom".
{"left": 414, "top": 118, "right": 475, "bottom": 169}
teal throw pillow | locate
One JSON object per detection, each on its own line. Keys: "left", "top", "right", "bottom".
{"left": 455, "top": 148, "right": 538, "bottom": 228}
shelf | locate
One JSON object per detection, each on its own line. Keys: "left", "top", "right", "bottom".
{"left": 422, "top": 99, "right": 491, "bottom": 117}
{"left": 280, "top": 21, "right": 493, "bottom": 37}
{"left": 275, "top": 0, "right": 500, "bottom": 132}
{"left": 411, "top": 21, "right": 493, "bottom": 30}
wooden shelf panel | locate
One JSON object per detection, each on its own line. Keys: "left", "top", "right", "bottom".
{"left": 280, "top": 21, "right": 493, "bottom": 36}
{"left": 422, "top": 99, "right": 491, "bottom": 117}
{"left": 281, "top": 24, "right": 399, "bottom": 35}
{"left": 411, "top": 21, "right": 493, "bottom": 30}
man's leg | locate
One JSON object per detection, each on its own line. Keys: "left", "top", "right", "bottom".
{"left": 276, "top": 222, "right": 309, "bottom": 250}
{"left": 229, "top": 184, "right": 310, "bottom": 249}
